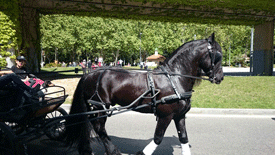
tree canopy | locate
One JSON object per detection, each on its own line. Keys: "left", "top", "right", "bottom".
{"left": 40, "top": 14, "right": 255, "bottom": 66}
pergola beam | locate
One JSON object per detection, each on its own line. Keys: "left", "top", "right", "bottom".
{"left": 20, "top": 0, "right": 275, "bottom": 25}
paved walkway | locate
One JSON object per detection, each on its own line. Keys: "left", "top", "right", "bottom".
{"left": 222, "top": 66, "right": 275, "bottom": 76}
{"left": 223, "top": 67, "right": 251, "bottom": 72}
{"left": 189, "top": 108, "right": 275, "bottom": 116}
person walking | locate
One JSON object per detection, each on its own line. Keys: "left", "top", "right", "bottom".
{"left": 87, "top": 60, "right": 92, "bottom": 73}
{"left": 80, "top": 59, "right": 87, "bottom": 75}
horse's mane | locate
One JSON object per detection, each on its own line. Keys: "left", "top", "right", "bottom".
{"left": 194, "top": 69, "right": 202, "bottom": 87}
{"left": 161, "top": 44, "right": 186, "bottom": 65}
{"left": 157, "top": 39, "right": 206, "bottom": 87}
{"left": 161, "top": 39, "right": 205, "bottom": 65}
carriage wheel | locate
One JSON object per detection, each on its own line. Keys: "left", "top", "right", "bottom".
{"left": 0, "top": 122, "right": 26, "bottom": 155}
{"left": 44, "top": 107, "right": 68, "bottom": 141}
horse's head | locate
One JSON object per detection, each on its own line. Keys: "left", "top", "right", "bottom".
{"left": 199, "top": 33, "right": 224, "bottom": 84}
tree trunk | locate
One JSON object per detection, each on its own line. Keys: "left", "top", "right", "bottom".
{"left": 20, "top": 5, "right": 41, "bottom": 73}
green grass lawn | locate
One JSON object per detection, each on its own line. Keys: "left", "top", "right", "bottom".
{"left": 192, "top": 76, "right": 275, "bottom": 109}
{"left": 41, "top": 67, "right": 81, "bottom": 75}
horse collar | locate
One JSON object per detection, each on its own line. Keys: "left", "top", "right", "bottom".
{"left": 160, "top": 66, "right": 181, "bottom": 99}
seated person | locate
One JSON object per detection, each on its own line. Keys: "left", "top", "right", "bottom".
{"left": 0, "top": 56, "right": 29, "bottom": 81}
{"left": 12, "top": 56, "right": 28, "bottom": 80}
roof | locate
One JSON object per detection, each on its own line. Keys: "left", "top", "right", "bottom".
{"left": 146, "top": 54, "right": 166, "bottom": 61}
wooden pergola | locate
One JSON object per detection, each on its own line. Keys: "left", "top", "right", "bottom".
{"left": 1, "top": 0, "right": 274, "bottom": 75}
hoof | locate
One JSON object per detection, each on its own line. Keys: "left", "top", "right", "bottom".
{"left": 136, "top": 151, "right": 145, "bottom": 155}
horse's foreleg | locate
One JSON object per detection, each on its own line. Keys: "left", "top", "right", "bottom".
{"left": 139, "top": 115, "right": 173, "bottom": 155}
{"left": 174, "top": 116, "right": 191, "bottom": 155}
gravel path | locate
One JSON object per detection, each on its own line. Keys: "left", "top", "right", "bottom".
{"left": 50, "top": 77, "right": 81, "bottom": 103}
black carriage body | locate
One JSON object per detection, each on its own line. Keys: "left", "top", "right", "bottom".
{"left": 0, "top": 85, "right": 68, "bottom": 154}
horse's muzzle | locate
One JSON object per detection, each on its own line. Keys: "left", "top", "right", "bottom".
{"left": 211, "top": 75, "right": 224, "bottom": 84}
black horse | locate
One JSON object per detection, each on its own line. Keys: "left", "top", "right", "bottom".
{"left": 65, "top": 33, "right": 224, "bottom": 155}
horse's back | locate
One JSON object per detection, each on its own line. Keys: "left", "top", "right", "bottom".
{"left": 82, "top": 68, "right": 149, "bottom": 106}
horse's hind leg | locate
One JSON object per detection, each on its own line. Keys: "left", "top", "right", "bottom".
{"left": 78, "top": 119, "right": 94, "bottom": 155}
{"left": 174, "top": 116, "right": 191, "bottom": 155}
{"left": 93, "top": 116, "right": 121, "bottom": 155}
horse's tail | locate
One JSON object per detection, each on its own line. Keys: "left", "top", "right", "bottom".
{"left": 65, "top": 76, "right": 96, "bottom": 149}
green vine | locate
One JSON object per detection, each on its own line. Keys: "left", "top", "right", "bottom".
{"left": 0, "top": 0, "right": 21, "bottom": 67}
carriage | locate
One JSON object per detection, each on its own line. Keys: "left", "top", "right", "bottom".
{"left": 0, "top": 82, "right": 68, "bottom": 155}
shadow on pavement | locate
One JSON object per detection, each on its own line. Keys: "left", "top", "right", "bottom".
{"left": 108, "top": 136, "right": 179, "bottom": 155}
{"left": 27, "top": 136, "right": 180, "bottom": 155}
{"left": 27, "top": 138, "right": 76, "bottom": 155}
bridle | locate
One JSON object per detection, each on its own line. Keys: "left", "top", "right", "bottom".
{"left": 205, "top": 39, "right": 222, "bottom": 83}
{"left": 156, "top": 40, "right": 221, "bottom": 83}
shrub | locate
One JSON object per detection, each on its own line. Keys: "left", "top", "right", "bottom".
{"left": 45, "top": 62, "right": 61, "bottom": 68}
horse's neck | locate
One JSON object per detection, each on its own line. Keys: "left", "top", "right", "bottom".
{"left": 164, "top": 48, "right": 199, "bottom": 76}
{"left": 159, "top": 41, "right": 205, "bottom": 91}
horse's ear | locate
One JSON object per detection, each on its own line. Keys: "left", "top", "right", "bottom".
{"left": 208, "top": 33, "right": 215, "bottom": 44}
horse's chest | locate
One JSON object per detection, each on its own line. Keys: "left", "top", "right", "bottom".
{"left": 156, "top": 99, "right": 190, "bottom": 117}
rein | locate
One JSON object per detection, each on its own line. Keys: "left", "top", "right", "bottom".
{"left": 152, "top": 70, "right": 212, "bottom": 81}
{"left": 90, "top": 67, "right": 213, "bottom": 82}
